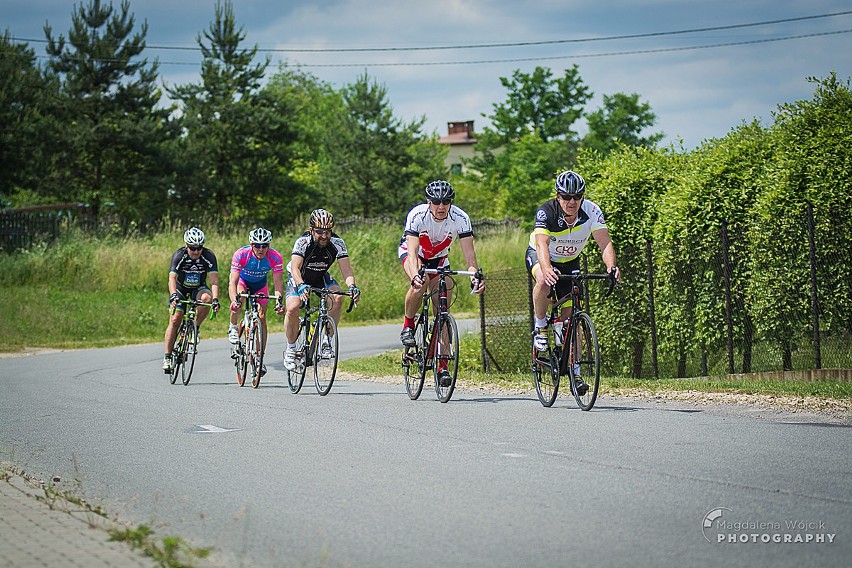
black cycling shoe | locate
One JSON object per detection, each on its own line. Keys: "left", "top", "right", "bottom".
{"left": 400, "top": 327, "right": 416, "bottom": 347}
{"left": 574, "top": 378, "right": 589, "bottom": 396}
{"left": 438, "top": 369, "right": 453, "bottom": 388}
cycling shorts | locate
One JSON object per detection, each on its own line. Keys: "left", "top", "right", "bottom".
{"left": 170, "top": 286, "right": 212, "bottom": 311}
{"left": 237, "top": 277, "right": 270, "bottom": 305}
{"left": 526, "top": 248, "right": 580, "bottom": 299}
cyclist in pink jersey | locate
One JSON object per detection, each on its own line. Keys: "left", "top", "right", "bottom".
{"left": 399, "top": 180, "right": 484, "bottom": 386}
{"left": 227, "top": 227, "right": 286, "bottom": 376}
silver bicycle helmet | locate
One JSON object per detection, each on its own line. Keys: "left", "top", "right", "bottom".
{"left": 555, "top": 170, "right": 586, "bottom": 195}
{"left": 248, "top": 227, "right": 272, "bottom": 244}
{"left": 183, "top": 227, "right": 206, "bottom": 245}
{"left": 425, "top": 180, "right": 455, "bottom": 201}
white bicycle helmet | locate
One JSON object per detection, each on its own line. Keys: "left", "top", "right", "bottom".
{"left": 248, "top": 227, "right": 272, "bottom": 244}
{"left": 555, "top": 170, "right": 586, "bottom": 195}
{"left": 183, "top": 227, "right": 206, "bottom": 245}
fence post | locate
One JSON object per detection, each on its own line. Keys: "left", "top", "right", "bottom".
{"left": 720, "top": 221, "right": 735, "bottom": 375}
{"left": 807, "top": 203, "right": 822, "bottom": 369}
{"left": 645, "top": 239, "right": 659, "bottom": 379}
{"left": 479, "top": 292, "right": 489, "bottom": 372}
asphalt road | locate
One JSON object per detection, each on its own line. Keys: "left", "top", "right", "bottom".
{"left": 1, "top": 323, "right": 850, "bottom": 568}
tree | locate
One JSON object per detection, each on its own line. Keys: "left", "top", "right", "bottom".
{"left": 168, "top": 0, "right": 298, "bottom": 223}
{"left": 314, "top": 71, "right": 446, "bottom": 218}
{"left": 583, "top": 92, "right": 664, "bottom": 154}
{"left": 43, "top": 0, "right": 171, "bottom": 223}
{"left": 0, "top": 32, "right": 59, "bottom": 206}
{"left": 487, "top": 65, "right": 592, "bottom": 144}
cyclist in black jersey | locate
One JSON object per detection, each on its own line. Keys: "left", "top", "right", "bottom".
{"left": 282, "top": 209, "right": 360, "bottom": 371}
{"left": 163, "top": 228, "right": 220, "bottom": 372}
{"left": 526, "top": 171, "right": 620, "bottom": 392}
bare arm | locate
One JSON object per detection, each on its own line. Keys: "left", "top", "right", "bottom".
{"left": 593, "top": 228, "right": 620, "bottom": 282}
{"left": 337, "top": 257, "right": 356, "bottom": 288}
{"left": 289, "top": 255, "right": 305, "bottom": 287}
{"left": 404, "top": 234, "right": 422, "bottom": 282}
{"left": 534, "top": 233, "right": 559, "bottom": 286}
{"left": 208, "top": 273, "right": 219, "bottom": 301}
{"left": 459, "top": 236, "right": 485, "bottom": 294}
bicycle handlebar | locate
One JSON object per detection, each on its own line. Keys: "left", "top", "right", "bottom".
{"left": 308, "top": 287, "right": 358, "bottom": 313}
{"left": 170, "top": 298, "right": 217, "bottom": 318}
{"left": 555, "top": 271, "right": 617, "bottom": 298}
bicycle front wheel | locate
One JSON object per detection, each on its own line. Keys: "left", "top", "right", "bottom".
{"left": 433, "top": 313, "right": 459, "bottom": 403}
{"left": 313, "top": 316, "right": 338, "bottom": 396}
{"left": 402, "top": 315, "right": 428, "bottom": 400}
{"left": 249, "top": 317, "right": 265, "bottom": 388}
{"left": 532, "top": 334, "right": 559, "bottom": 407}
{"left": 181, "top": 319, "right": 198, "bottom": 386}
{"left": 170, "top": 322, "right": 186, "bottom": 385}
{"left": 235, "top": 322, "right": 249, "bottom": 386}
{"left": 286, "top": 320, "right": 308, "bottom": 393}
{"left": 569, "top": 312, "right": 600, "bottom": 411}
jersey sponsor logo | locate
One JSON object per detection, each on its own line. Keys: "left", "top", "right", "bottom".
{"left": 419, "top": 233, "right": 452, "bottom": 259}
{"left": 554, "top": 245, "right": 578, "bottom": 257}
{"left": 536, "top": 210, "right": 547, "bottom": 221}
{"left": 557, "top": 217, "right": 565, "bottom": 228}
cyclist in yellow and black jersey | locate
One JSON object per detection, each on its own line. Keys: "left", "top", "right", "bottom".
{"left": 526, "top": 170, "right": 620, "bottom": 356}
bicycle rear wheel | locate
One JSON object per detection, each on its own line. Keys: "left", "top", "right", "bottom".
{"left": 181, "top": 319, "right": 198, "bottom": 386}
{"left": 286, "top": 321, "right": 308, "bottom": 393}
{"left": 170, "top": 322, "right": 186, "bottom": 385}
{"left": 249, "top": 317, "right": 265, "bottom": 388}
{"left": 568, "top": 312, "right": 600, "bottom": 411}
{"left": 313, "top": 316, "right": 338, "bottom": 396}
{"left": 235, "top": 322, "right": 248, "bottom": 386}
{"left": 402, "top": 315, "right": 427, "bottom": 400}
{"left": 433, "top": 313, "right": 459, "bottom": 403}
{"left": 532, "top": 333, "right": 559, "bottom": 407}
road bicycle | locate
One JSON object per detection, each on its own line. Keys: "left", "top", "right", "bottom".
{"left": 233, "top": 292, "right": 273, "bottom": 388}
{"left": 402, "top": 266, "right": 483, "bottom": 403}
{"left": 285, "top": 287, "right": 357, "bottom": 396}
{"left": 532, "top": 270, "right": 615, "bottom": 410}
{"left": 169, "top": 298, "right": 215, "bottom": 386}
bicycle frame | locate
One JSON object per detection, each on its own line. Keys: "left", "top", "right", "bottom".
{"left": 532, "top": 270, "right": 614, "bottom": 409}
{"left": 402, "top": 266, "right": 482, "bottom": 402}
{"left": 234, "top": 292, "right": 271, "bottom": 388}
{"left": 286, "top": 287, "right": 355, "bottom": 395}
{"left": 170, "top": 298, "right": 214, "bottom": 386}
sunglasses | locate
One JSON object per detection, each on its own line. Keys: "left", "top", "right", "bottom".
{"left": 252, "top": 243, "right": 269, "bottom": 249}
{"left": 187, "top": 245, "right": 203, "bottom": 251}
{"left": 558, "top": 193, "right": 583, "bottom": 202}
{"left": 429, "top": 198, "right": 453, "bottom": 206}
{"left": 313, "top": 229, "right": 331, "bottom": 236}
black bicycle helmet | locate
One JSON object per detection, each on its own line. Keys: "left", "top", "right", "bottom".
{"left": 554, "top": 170, "right": 586, "bottom": 195}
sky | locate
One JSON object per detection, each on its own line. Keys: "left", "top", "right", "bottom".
{"left": 5, "top": 0, "right": 852, "bottom": 149}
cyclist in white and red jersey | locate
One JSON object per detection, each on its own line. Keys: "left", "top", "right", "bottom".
{"left": 163, "top": 227, "right": 220, "bottom": 372}
{"left": 228, "top": 227, "right": 286, "bottom": 376}
{"left": 399, "top": 180, "right": 485, "bottom": 385}
{"left": 282, "top": 209, "right": 361, "bottom": 371}
{"left": 527, "top": 170, "right": 620, "bottom": 392}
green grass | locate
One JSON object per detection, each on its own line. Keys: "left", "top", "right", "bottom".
{"left": 339, "top": 334, "right": 852, "bottom": 401}
{"left": 0, "top": 223, "right": 527, "bottom": 351}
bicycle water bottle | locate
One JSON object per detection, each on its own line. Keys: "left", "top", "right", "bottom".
{"left": 553, "top": 318, "right": 564, "bottom": 346}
